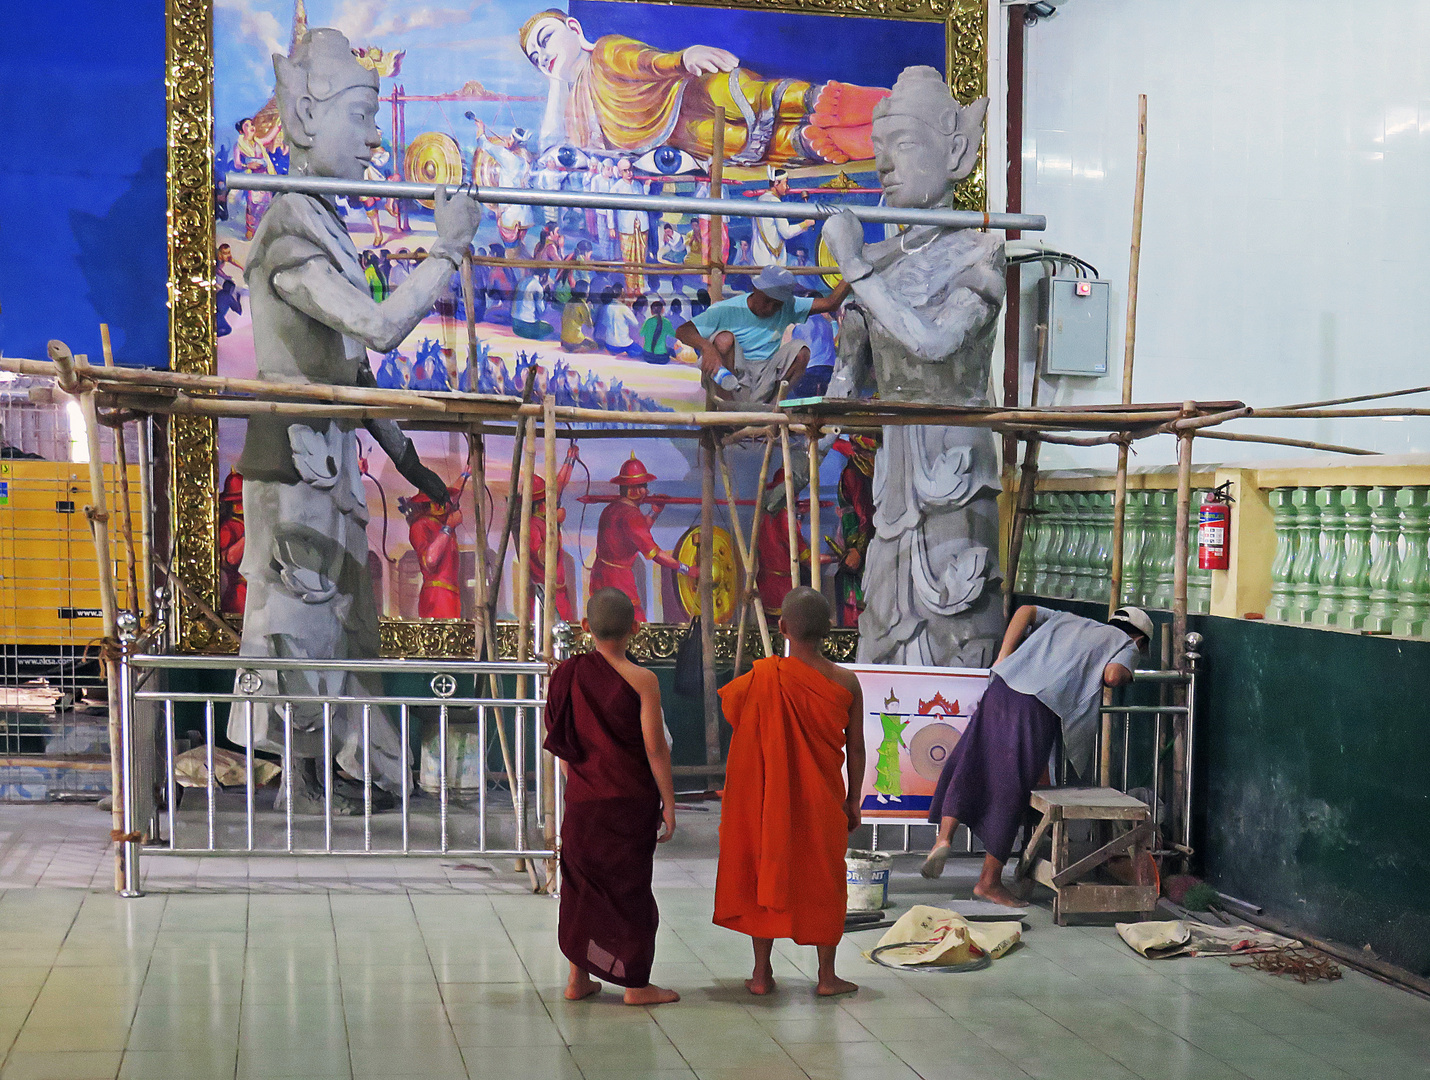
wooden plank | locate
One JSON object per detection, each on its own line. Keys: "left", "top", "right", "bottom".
{"left": 1033, "top": 857, "right": 1057, "bottom": 890}
{"left": 1031, "top": 787, "right": 1151, "bottom": 820}
{"left": 1051, "top": 821, "right": 1153, "bottom": 887}
{"left": 1054, "top": 883, "right": 1159, "bottom": 916}
{"left": 1015, "top": 813, "right": 1055, "bottom": 881}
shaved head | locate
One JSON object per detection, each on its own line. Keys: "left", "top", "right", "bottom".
{"left": 586, "top": 588, "right": 636, "bottom": 641}
{"left": 781, "top": 587, "right": 831, "bottom": 644}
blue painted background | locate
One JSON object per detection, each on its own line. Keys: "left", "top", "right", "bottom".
{"left": 0, "top": 2, "right": 168, "bottom": 368}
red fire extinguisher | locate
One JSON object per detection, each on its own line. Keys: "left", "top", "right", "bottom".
{"left": 1198, "top": 481, "right": 1234, "bottom": 570}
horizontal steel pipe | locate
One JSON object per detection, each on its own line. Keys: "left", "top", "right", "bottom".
{"left": 132, "top": 654, "right": 547, "bottom": 674}
{"left": 225, "top": 172, "right": 1048, "bottom": 232}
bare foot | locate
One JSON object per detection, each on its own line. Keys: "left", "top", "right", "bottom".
{"left": 816, "top": 976, "right": 858, "bottom": 997}
{"left": 623, "top": 984, "right": 680, "bottom": 1005}
{"left": 972, "top": 881, "right": 1025, "bottom": 907}
{"left": 920, "top": 842, "right": 952, "bottom": 880}
{"left": 745, "top": 970, "right": 777, "bottom": 996}
{"left": 564, "top": 972, "right": 600, "bottom": 1000}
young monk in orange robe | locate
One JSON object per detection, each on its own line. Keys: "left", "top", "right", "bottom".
{"left": 544, "top": 588, "right": 680, "bottom": 1005}
{"left": 714, "top": 587, "right": 866, "bottom": 996}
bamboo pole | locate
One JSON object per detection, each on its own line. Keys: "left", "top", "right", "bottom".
{"left": 487, "top": 367, "right": 540, "bottom": 628}
{"left": 100, "top": 326, "right": 140, "bottom": 618}
{"left": 1103, "top": 94, "right": 1148, "bottom": 786}
{"left": 514, "top": 414, "right": 538, "bottom": 883}
{"left": 541, "top": 396, "right": 559, "bottom": 891}
{"left": 699, "top": 429, "right": 720, "bottom": 767}
{"left": 50, "top": 341, "right": 124, "bottom": 891}
{"left": 1276, "top": 384, "right": 1430, "bottom": 411}
{"left": 717, "top": 442, "right": 773, "bottom": 663}
{"left": 779, "top": 421, "right": 799, "bottom": 589}
{"left": 1195, "top": 429, "right": 1376, "bottom": 455}
{"left": 1004, "top": 364, "right": 1042, "bottom": 622}
{"left": 466, "top": 429, "right": 537, "bottom": 891}
{"left": 467, "top": 433, "right": 492, "bottom": 659}
{"left": 806, "top": 425, "right": 822, "bottom": 605}
{"left": 707, "top": 113, "right": 726, "bottom": 302}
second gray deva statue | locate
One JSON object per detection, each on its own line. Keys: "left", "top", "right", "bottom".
{"left": 228, "top": 28, "right": 482, "bottom": 813}
{"left": 822, "top": 65, "right": 1007, "bottom": 667}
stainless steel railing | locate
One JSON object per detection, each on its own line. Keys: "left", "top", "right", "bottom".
{"left": 114, "top": 618, "right": 555, "bottom": 897}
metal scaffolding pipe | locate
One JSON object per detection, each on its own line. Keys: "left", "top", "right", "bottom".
{"left": 225, "top": 173, "right": 1048, "bottom": 232}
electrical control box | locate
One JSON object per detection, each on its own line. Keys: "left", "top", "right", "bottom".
{"left": 1038, "top": 275, "right": 1111, "bottom": 377}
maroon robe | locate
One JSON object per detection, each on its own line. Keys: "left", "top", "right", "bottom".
{"left": 544, "top": 651, "right": 661, "bottom": 988}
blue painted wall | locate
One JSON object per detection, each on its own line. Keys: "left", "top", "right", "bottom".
{"left": 0, "top": 3, "right": 168, "bottom": 368}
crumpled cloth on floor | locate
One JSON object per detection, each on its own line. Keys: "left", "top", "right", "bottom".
{"left": 863, "top": 904, "right": 1022, "bottom": 968}
{"left": 174, "top": 746, "right": 280, "bottom": 788}
{"left": 1117, "top": 919, "right": 1297, "bottom": 959}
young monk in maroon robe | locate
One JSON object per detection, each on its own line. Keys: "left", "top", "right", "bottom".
{"left": 715, "top": 587, "right": 866, "bottom": 997}
{"left": 544, "top": 587, "right": 680, "bottom": 1005}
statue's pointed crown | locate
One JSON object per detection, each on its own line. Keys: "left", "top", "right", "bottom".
{"left": 274, "top": 28, "right": 378, "bottom": 105}
{"left": 872, "top": 65, "right": 977, "bottom": 138}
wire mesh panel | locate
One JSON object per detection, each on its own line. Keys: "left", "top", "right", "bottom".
{"left": 0, "top": 375, "right": 147, "bottom": 801}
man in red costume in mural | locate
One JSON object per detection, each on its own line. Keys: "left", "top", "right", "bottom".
{"left": 832, "top": 435, "right": 876, "bottom": 627}
{"left": 403, "top": 486, "right": 465, "bottom": 619}
{"left": 530, "top": 444, "right": 580, "bottom": 622}
{"left": 755, "top": 469, "right": 810, "bottom": 620}
{"left": 218, "top": 471, "right": 247, "bottom": 615}
{"left": 592, "top": 454, "right": 697, "bottom": 623}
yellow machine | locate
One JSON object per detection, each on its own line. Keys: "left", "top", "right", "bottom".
{"left": 0, "top": 460, "right": 144, "bottom": 650}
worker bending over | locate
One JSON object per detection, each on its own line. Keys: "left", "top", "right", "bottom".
{"left": 921, "top": 604, "right": 1153, "bottom": 905}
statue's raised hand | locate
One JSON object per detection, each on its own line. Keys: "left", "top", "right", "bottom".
{"left": 821, "top": 209, "right": 865, "bottom": 266}
{"left": 431, "top": 184, "right": 480, "bottom": 259}
{"left": 682, "top": 45, "right": 738, "bottom": 75}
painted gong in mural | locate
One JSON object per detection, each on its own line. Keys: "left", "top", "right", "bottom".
{"left": 168, "top": 0, "right": 987, "bottom": 652}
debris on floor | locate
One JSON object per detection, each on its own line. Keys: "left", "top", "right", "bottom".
{"left": 173, "top": 745, "right": 281, "bottom": 787}
{"left": 1232, "top": 946, "right": 1344, "bottom": 983}
{"left": 1116, "top": 918, "right": 1297, "bottom": 959}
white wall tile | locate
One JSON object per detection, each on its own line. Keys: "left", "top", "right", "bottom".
{"left": 1018, "top": 0, "right": 1430, "bottom": 465}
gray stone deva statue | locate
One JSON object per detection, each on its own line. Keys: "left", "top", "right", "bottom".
{"left": 229, "top": 28, "right": 480, "bottom": 813}
{"left": 821, "top": 65, "right": 1007, "bottom": 667}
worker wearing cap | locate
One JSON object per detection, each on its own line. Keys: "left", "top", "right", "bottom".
{"left": 591, "top": 454, "right": 697, "bottom": 622}
{"left": 919, "top": 604, "right": 1154, "bottom": 906}
{"left": 676, "top": 266, "right": 850, "bottom": 405}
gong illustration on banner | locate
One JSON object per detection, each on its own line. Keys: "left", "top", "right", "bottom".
{"left": 403, "top": 132, "right": 463, "bottom": 209}
{"left": 673, "top": 524, "right": 738, "bottom": 623}
{"left": 908, "top": 723, "right": 960, "bottom": 781}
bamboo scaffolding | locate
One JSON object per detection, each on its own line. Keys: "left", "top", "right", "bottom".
{"left": 1170, "top": 402, "right": 1196, "bottom": 858}
{"left": 1195, "top": 429, "right": 1376, "bottom": 455}
{"left": 1103, "top": 94, "right": 1149, "bottom": 786}
{"left": 101, "top": 325, "right": 141, "bottom": 619}
{"left": 49, "top": 341, "right": 125, "bottom": 891}
{"left": 541, "top": 396, "right": 559, "bottom": 892}
{"left": 779, "top": 418, "right": 799, "bottom": 588}
{"left": 717, "top": 441, "right": 773, "bottom": 672}
{"left": 514, "top": 413, "right": 538, "bottom": 885}
{"left": 807, "top": 425, "right": 822, "bottom": 607}
{"left": 1004, "top": 364, "right": 1043, "bottom": 622}
{"left": 699, "top": 430, "right": 720, "bottom": 766}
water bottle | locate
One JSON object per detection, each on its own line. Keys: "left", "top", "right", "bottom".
{"left": 713, "top": 367, "right": 740, "bottom": 392}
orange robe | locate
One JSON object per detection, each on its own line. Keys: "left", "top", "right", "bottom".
{"left": 566, "top": 36, "right": 889, "bottom": 166}
{"left": 714, "top": 656, "right": 853, "bottom": 945}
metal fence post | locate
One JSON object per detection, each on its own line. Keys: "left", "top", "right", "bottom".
{"left": 116, "top": 611, "right": 143, "bottom": 897}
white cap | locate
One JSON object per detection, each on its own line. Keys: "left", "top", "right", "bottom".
{"left": 1110, "top": 606, "right": 1154, "bottom": 642}
{"left": 752, "top": 265, "right": 798, "bottom": 303}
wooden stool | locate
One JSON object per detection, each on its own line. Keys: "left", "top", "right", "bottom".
{"left": 1015, "top": 788, "right": 1158, "bottom": 926}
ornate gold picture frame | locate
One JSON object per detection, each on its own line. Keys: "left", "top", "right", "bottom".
{"left": 163, "top": 0, "right": 989, "bottom": 656}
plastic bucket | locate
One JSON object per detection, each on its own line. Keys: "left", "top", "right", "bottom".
{"left": 845, "top": 850, "right": 893, "bottom": 912}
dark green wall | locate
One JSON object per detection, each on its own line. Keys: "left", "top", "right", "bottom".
{"left": 1023, "top": 596, "right": 1430, "bottom": 978}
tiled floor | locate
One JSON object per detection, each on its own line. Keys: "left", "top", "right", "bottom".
{"left": 2, "top": 804, "right": 1429, "bottom": 1080}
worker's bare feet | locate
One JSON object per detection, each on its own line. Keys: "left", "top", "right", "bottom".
{"left": 972, "top": 880, "right": 1024, "bottom": 907}
{"left": 920, "top": 842, "right": 952, "bottom": 879}
{"left": 816, "top": 975, "right": 858, "bottom": 997}
{"left": 564, "top": 972, "right": 600, "bottom": 1000}
{"left": 624, "top": 984, "right": 680, "bottom": 1005}
{"left": 745, "top": 968, "right": 777, "bottom": 996}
